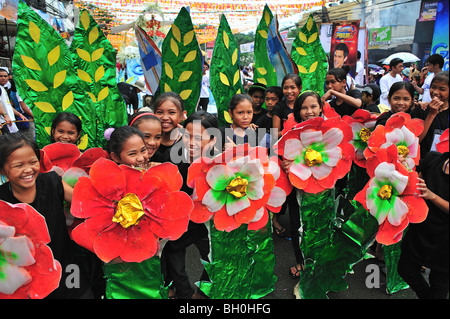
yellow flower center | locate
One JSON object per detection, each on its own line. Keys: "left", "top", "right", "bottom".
{"left": 377, "top": 185, "right": 393, "bottom": 200}
{"left": 304, "top": 148, "right": 323, "bottom": 167}
{"left": 359, "top": 128, "right": 371, "bottom": 143}
{"left": 397, "top": 145, "right": 409, "bottom": 157}
{"left": 112, "top": 193, "right": 145, "bottom": 229}
{"left": 226, "top": 176, "right": 248, "bottom": 198}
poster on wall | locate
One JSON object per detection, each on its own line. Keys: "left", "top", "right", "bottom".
{"left": 431, "top": 0, "right": 449, "bottom": 71}
{"left": 330, "top": 20, "right": 360, "bottom": 77}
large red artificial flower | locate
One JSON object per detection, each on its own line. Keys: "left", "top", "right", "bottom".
{"left": 436, "top": 128, "right": 449, "bottom": 153}
{"left": 187, "top": 144, "right": 280, "bottom": 232}
{"left": 342, "top": 109, "right": 378, "bottom": 168}
{"left": 274, "top": 117, "right": 354, "bottom": 194}
{"left": 70, "top": 158, "right": 193, "bottom": 263}
{"left": 354, "top": 145, "right": 428, "bottom": 245}
{"left": 364, "top": 112, "right": 424, "bottom": 170}
{"left": 0, "top": 201, "right": 62, "bottom": 299}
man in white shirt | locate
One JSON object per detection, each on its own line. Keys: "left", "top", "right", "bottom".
{"left": 379, "top": 58, "right": 404, "bottom": 109}
{"left": 355, "top": 51, "right": 365, "bottom": 86}
{"left": 412, "top": 54, "right": 444, "bottom": 103}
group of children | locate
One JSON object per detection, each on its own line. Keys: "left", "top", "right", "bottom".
{"left": 0, "top": 66, "right": 448, "bottom": 299}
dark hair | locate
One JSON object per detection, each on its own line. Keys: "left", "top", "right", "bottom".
{"left": 128, "top": 112, "right": 161, "bottom": 128}
{"left": 388, "top": 81, "right": 415, "bottom": 100}
{"left": 327, "top": 68, "right": 347, "bottom": 82}
{"left": 282, "top": 73, "right": 302, "bottom": 90}
{"left": 50, "top": 112, "right": 82, "bottom": 143}
{"left": 228, "top": 94, "right": 253, "bottom": 112}
{"left": 247, "top": 83, "right": 267, "bottom": 96}
{"left": 105, "top": 126, "right": 145, "bottom": 158}
{"left": 357, "top": 51, "right": 361, "bottom": 60}
{"left": 335, "top": 43, "right": 349, "bottom": 57}
{"left": 265, "top": 86, "right": 283, "bottom": 101}
{"left": 0, "top": 132, "right": 40, "bottom": 169}
{"left": 153, "top": 92, "right": 185, "bottom": 113}
{"left": 431, "top": 71, "right": 449, "bottom": 86}
{"left": 184, "top": 110, "right": 219, "bottom": 141}
{"left": 293, "top": 91, "right": 323, "bottom": 123}
{"left": 389, "top": 58, "right": 403, "bottom": 69}
{"left": 426, "top": 54, "right": 445, "bottom": 69}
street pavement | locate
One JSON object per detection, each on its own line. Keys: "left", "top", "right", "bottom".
{"left": 186, "top": 212, "right": 419, "bottom": 300}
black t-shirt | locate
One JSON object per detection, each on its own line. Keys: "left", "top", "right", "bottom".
{"left": 401, "top": 152, "right": 449, "bottom": 272}
{"left": 411, "top": 107, "right": 449, "bottom": 159}
{"left": 272, "top": 101, "right": 292, "bottom": 132}
{"left": 251, "top": 108, "right": 267, "bottom": 124}
{"left": 375, "top": 110, "right": 393, "bottom": 127}
{"left": 363, "top": 102, "right": 381, "bottom": 113}
{"left": 0, "top": 172, "right": 92, "bottom": 298}
{"left": 328, "top": 89, "right": 362, "bottom": 117}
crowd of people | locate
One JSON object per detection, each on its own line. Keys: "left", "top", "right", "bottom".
{"left": 0, "top": 49, "right": 448, "bottom": 299}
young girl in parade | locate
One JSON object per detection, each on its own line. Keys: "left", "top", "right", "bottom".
{"left": 273, "top": 74, "right": 302, "bottom": 138}
{"left": 219, "top": 94, "right": 257, "bottom": 151}
{"left": 128, "top": 111, "right": 164, "bottom": 162}
{"left": 0, "top": 132, "right": 94, "bottom": 298}
{"left": 106, "top": 126, "right": 149, "bottom": 169}
{"left": 50, "top": 112, "right": 82, "bottom": 145}
{"left": 412, "top": 71, "right": 449, "bottom": 158}
{"left": 153, "top": 92, "right": 187, "bottom": 160}
{"left": 322, "top": 68, "right": 362, "bottom": 117}
{"left": 375, "top": 81, "right": 415, "bottom": 127}
{"left": 162, "top": 110, "right": 218, "bottom": 299}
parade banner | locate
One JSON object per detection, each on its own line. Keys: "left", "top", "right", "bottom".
{"left": 330, "top": 20, "right": 360, "bottom": 77}
{"left": 431, "top": 0, "right": 449, "bottom": 71}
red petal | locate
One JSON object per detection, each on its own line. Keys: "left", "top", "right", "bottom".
{"left": 71, "top": 148, "right": 109, "bottom": 174}
{"left": 304, "top": 177, "right": 327, "bottom": 194}
{"left": 0, "top": 201, "right": 28, "bottom": 233}
{"left": 42, "top": 143, "right": 80, "bottom": 171}
{"left": 289, "top": 172, "right": 310, "bottom": 190}
{"left": 190, "top": 201, "right": 214, "bottom": 223}
{"left": 385, "top": 113, "right": 407, "bottom": 132}
{"left": 187, "top": 158, "right": 208, "bottom": 188}
{"left": 367, "top": 125, "right": 386, "bottom": 149}
{"left": 71, "top": 176, "right": 113, "bottom": 219}
{"left": 89, "top": 158, "right": 126, "bottom": 201}
{"left": 17, "top": 204, "right": 51, "bottom": 244}
{"left": 39, "top": 150, "right": 53, "bottom": 173}
{"left": 248, "top": 208, "right": 269, "bottom": 231}
{"left": 376, "top": 218, "right": 409, "bottom": 245}
{"left": 406, "top": 118, "right": 424, "bottom": 137}
{"left": 354, "top": 186, "right": 369, "bottom": 210}
{"left": 93, "top": 222, "right": 128, "bottom": 263}
{"left": 213, "top": 207, "right": 241, "bottom": 232}
{"left": 402, "top": 195, "right": 428, "bottom": 224}
{"left": 234, "top": 203, "right": 259, "bottom": 225}
{"left": 120, "top": 218, "right": 159, "bottom": 262}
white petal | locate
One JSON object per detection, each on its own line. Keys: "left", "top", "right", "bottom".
{"left": 322, "top": 128, "right": 344, "bottom": 149}
{"left": 401, "top": 126, "right": 416, "bottom": 146}
{"left": 300, "top": 130, "right": 323, "bottom": 148}
{"left": 0, "top": 236, "right": 35, "bottom": 267}
{"left": 388, "top": 197, "right": 409, "bottom": 226}
{"left": 206, "top": 165, "right": 235, "bottom": 190}
{"left": 388, "top": 170, "right": 409, "bottom": 194}
{"left": 247, "top": 179, "right": 264, "bottom": 200}
{"left": 226, "top": 195, "right": 251, "bottom": 216}
{"left": 283, "top": 138, "right": 304, "bottom": 161}
{"left": 290, "top": 162, "right": 312, "bottom": 181}
{"left": 202, "top": 188, "right": 226, "bottom": 212}
{"left": 0, "top": 264, "right": 32, "bottom": 295}
{"left": 250, "top": 207, "right": 265, "bottom": 222}
{"left": 374, "top": 162, "right": 396, "bottom": 182}
{"left": 351, "top": 122, "right": 365, "bottom": 139}
{"left": 310, "top": 163, "right": 333, "bottom": 180}
{"left": 322, "top": 147, "right": 342, "bottom": 167}
{"left": 267, "top": 186, "right": 287, "bottom": 208}
{"left": 237, "top": 160, "right": 264, "bottom": 182}
{"left": 268, "top": 161, "right": 280, "bottom": 181}
{"left": 0, "top": 224, "right": 16, "bottom": 239}
{"left": 385, "top": 128, "right": 404, "bottom": 145}
{"left": 407, "top": 137, "right": 419, "bottom": 158}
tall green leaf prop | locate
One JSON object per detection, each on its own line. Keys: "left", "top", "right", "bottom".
{"left": 253, "top": 5, "right": 277, "bottom": 87}
{"left": 159, "top": 7, "right": 202, "bottom": 116}
{"left": 291, "top": 15, "right": 328, "bottom": 96}
{"left": 70, "top": 10, "right": 128, "bottom": 148}
{"left": 12, "top": 2, "right": 127, "bottom": 150}
{"left": 210, "top": 14, "right": 244, "bottom": 127}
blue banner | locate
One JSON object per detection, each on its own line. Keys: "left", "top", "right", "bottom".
{"left": 431, "top": 0, "right": 449, "bottom": 71}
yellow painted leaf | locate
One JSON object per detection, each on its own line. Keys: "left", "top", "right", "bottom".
{"left": 184, "top": 30, "right": 195, "bottom": 46}
{"left": 53, "top": 70, "right": 67, "bottom": 88}
{"left": 232, "top": 49, "right": 238, "bottom": 66}
{"left": 258, "top": 30, "right": 268, "bottom": 39}
{"left": 78, "top": 134, "right": 88, "bottom": 150}
{"left": 170, "top": 38, "right": 179, "bottom": 57}
{"left": 224, "top": 110, "right": 233, "bottom": 123}
{"left": 25, "top": 79, "right": 48, "bottom": 92}
{"left": 236, "top": 89, "right": 242, "bottom": 94}
{"left": 29, "top": 21, "right": 40, "bottom": 44}
{"left": 34, "top": 102, "right": 55, "bottom": 113}
{"left": 97, "top": 87, "right": 109, "bottom": 102}
{"left": 257, "top": 67, "right": 267, "bottom": 75}
{"left": 62, "top": 91, "right": 74, "bottom": 111}
{"left": 309, "top": 61, "right": 319, "bottom": 73}
{"left": 91, "top": 48, "right": 104, "bottom": 62}
{"left": 299, "top": 32, "right": 307, "bottom": 43}
{"left": 179, "top": 90, "right": 192, "bottom": 100}
{"left": 178, "top": 71, "right": 192, "bottom": 82}
{"left": 21, "top": 55, "right": 41, "bottom": 71}
{"left": 164, "top": 83, "right": 171, "bottom": 92}
{"left": 233, "top": 70, "right": 240, "bottom": 86}
{"left": 264, "top": 11, "right": 271, "bottom": 26}
{"left": 87, "top": 92, "right": 97, "bottom": 103}
{"left": 223, "top": 31, "right": 229, "bottom": 49}
{"left": 48, "top": 46, "right": 60, "bottom": 66}
{"left": 296, "top": 47, "right": 307, "bottom": 56}
{"left": 172, "top": 24, "right": 181, "bottom": 42}
{"left": 308, "top": 32, "right": 318, "bottom": 43}
{"left": 307, "top": 17, "right": 314, "bottom": 32}
{"left": 44, "top": 127, "right": 51, "bottom": 135}
{"left": 220, "top": 72, "right": 230, "bottom": 86}
{"left": 165, "top": 63, "right": 173, "bottom": 79}
{"left": 89, "top": 27, "right": 99, "bottom": 45}
{"left": 95, "top": 66, "right": 105, "bottom": 82}
{"left": 298, "top": 65, "right": 308, "bottom": 74}
{"left": 77, "top": 48, "right": 91, "bottom": 62}
{"left": 184, "top": 50, "right": 197, "bottom": 63}
{"left": 257, "top": 78, "right": 268, "bottom": 86}
{"left": 77, "top": 69, "right": 92, "bottom": 83}
{"left": 80, "top": 11, "right": 90, "bottom": 30}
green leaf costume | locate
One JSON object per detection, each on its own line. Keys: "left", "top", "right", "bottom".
{"left": 158, "top": 7, "right": 202, "bottom": 117}
{"left": 210, "top": 14, "right": 244, "bottom": 127}
{"left": 253, "top": 5, "right": 277, "bottom": 88}
{"left": 12, "top": 2, "right": 127, "bottom": 149}
{"left": 291, "top": 15, "right": 328, "bottom": 96}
